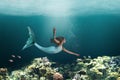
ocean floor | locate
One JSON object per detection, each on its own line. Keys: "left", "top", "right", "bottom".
{"left": 0, "top": 56, "right": 120, "bottom": 80}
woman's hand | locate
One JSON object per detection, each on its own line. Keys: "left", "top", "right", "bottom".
{"left": 53, "top": 28, "right": 56, "bottom": 34}
{"left": 62, "top": 48, "right": 80, "bottom": 56}
{"left": 53, "top": 27, "right": 56, "bottom": 38}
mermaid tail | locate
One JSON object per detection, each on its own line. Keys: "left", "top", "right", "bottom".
{"left": 22, "top": 26, "right": 35, "bottom": 50}
{"left": 34, "top": 43, "right": 62, "bottom": 54}
{"left": 22, "top": 27, "right": 62, "bottom": 54}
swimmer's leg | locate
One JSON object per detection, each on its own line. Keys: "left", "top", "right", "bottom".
{"left": 22, "top": 26, "right": 35, "bottom": 50}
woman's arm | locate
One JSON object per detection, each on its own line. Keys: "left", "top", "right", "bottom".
{"left": 54, "top": 38, "right": 60, "bottom": 44}
{"left": 62, "top": 47, "right": 80, "bottom": 56}
{"left": 53, "top": 27, "right": 60, "bottom": 44}
{"left": 53, "top": 27, "right": 56, "bottom": 38}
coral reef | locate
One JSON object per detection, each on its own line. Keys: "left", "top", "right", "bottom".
{"left": 0, "top": 56, "right": 120, "bottom": 80}
{"left": 53, "top": 72, "right": 63, "bottom": 80}
{"left": 54, "top": 56, "right": 120, "bottom": 80}
{"left": 10, "top": 57, "right": 57, "bottom": 80}
{"left": 0, "top": 68, "right": 9, "bottom": 80}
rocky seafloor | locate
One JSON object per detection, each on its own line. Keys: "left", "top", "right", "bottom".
{"left": 0, "top": 56, "right": 120, "bottom": 80}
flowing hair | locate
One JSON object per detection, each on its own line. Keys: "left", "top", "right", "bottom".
{"left": 51, "top": 36, "right": 65, "bottom": 44}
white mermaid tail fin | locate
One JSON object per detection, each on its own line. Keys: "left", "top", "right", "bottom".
{"left": 22, "top": 26, "right": 35, "bottom": 50}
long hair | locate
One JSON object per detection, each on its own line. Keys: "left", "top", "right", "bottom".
{"left": 51, "top": 36, "right": 65, "bottom": 43}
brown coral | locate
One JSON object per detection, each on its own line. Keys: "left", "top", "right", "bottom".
{"left": 0, "top": 68, "right": 7, "bottom": 75}
{"left": 53, "top": 72, "right": 63, "bottom": 80}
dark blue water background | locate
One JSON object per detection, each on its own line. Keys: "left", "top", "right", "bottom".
{"left": 0, "top": 14, "right": 120, "bottom": 69}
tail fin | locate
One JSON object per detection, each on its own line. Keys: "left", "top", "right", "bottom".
{"left": 22, "top": 26, "right": 35, "bottom": 50}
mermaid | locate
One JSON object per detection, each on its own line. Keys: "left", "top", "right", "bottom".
{"left": 22, "top": 27, "right": 80, "bottom": 56}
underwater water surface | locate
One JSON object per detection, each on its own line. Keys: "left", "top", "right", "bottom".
{"left": 0, "top": 14, "right": 120, "bottom": 69}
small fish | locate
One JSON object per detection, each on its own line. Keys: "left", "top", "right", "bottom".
{"left": 11, "top": 55, "right": 16, "bottom": 58}
{"left": 9, "top": 59, "right": 14, "bottom": 62}
{"left": 17, "top": 55, "right": 21, "bottom": 59}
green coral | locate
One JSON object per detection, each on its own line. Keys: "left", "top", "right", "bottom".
{"left": 8, "top": 57, "right": 57, "bottom": 80}
{"left": 105, "top": 72, "right": 120, "bottom": 80}
{"left": 0, "top": 56, "right": 119, "bottom": 80}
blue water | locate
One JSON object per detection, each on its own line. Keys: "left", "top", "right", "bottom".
{"left": 0, "top": 14, "right": 120, "bottom": 68}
